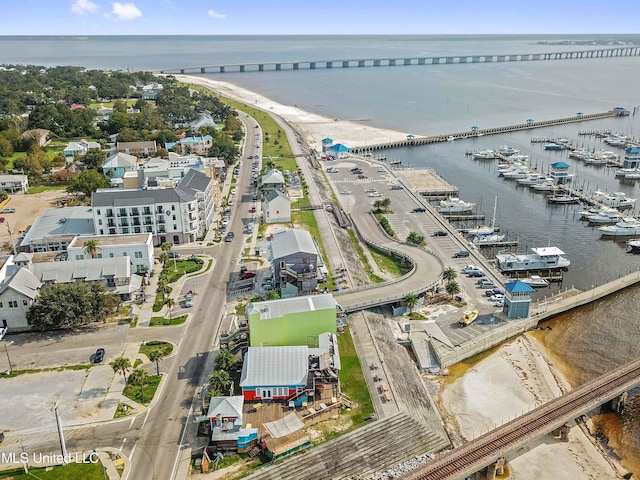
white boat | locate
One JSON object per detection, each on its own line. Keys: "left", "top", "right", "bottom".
{"left": 615, "top": 168, "right": 638, "bottom": 178}
{"left": 547, "top": 194, "right": 580, "bottom": 204}
{"left": 624, "top": 171, "right": 640, "bottom": 180}
{"left": 626, "top": 239, "right": 640, "bottom": 251}
{"left": 467, "top": 225, "right": 495, "bottom": 235}
{"left": 502, "top": 168, "right": 530, "bottom": 179}
{"left": 531, "top": 181, "right": 560, "bottom": 192}
{"left": 508, "top": 154, "right": 530, "bottom": 163}
{"left": 473, "top": 233, "right": 507, "bottom": 245}
{"left": 497, "top": 145, "right": 520, "bottom": 156}
{"left": 588, "top": 210, "right": 623, "bottom": 224}
{"left": 598, "top": 218, "right": 640, "bottom": 237}
{"left": 447, "top": 136, "right": 455, "bottom": 142}
{"left": 517, "top": 174, "right": 547, "bottom": 186}
{"left": 592, "top": 190, "right": 636, "bottom": 209}
{"left": 473, "top": 149, "right": 495, "bottom": 160}
{"left": 520, "top": 275, "right": 550, "bottom": 287}
{"left": 569, "top": 149, "right": 590, "bottom": 161}
{"left": 495, "top": 247, "right": 570, "bottom": 272}
{"left": 437, "top": 197, "right": 475, "bottom": 213}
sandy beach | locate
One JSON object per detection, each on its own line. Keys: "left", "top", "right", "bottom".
{"left": 175, "top": 75, "right": 412, "bottom": 151}
{"left": 174, "top": 74, "right": 626, "bottom": 479}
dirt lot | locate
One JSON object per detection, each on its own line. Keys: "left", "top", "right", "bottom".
{"left": 0, "top": 189, "right": 70, "bottom": 253}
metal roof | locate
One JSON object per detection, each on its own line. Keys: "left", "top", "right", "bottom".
{"left": 246, "top": 293, "right": 337, "bottom": 320}
{"left": 19, "top": 206, "right": 96, "bottom": 247}
{"left": 531, "top": 247, "right": 565, "bottom": 256}
{"left": 505, "top": 280, "right": 535, "bottom": 293}
{"left": 176, "top": 169, "right": 210, "bottom": 197}
{"left": 31, "top": 257, "right": 131, "bottom": 283}
{"left": 269, "top": 228, "right": 317, "bottom": 260}
{"left": 240, "top": 346, "right": 308, "bottom": 387}
{"left": 264, "top": 190, "right": 289, "bottom": 204}
{"left": 0, "top": 267, "right": 41, "bottom": 299}
{"left": 262, "top": 169, "right": 284, "bottom": 184}
{"left": 207, "top": 396, "right": 244, "bottom": 419}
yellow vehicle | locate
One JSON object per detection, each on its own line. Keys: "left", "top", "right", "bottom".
{"left": 459, "top": 309, "right": 479, "bottom": 327}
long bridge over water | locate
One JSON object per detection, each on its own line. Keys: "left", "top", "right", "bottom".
{"left": 158, "top": 46, "right": 640, "bottom": 74}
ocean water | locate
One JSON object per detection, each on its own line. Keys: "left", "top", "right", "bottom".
{"left": 3, "top": 34, "right": 640, "bottom": 474}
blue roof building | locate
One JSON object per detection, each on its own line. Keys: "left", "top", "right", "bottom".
{"left": 327, "top": 143, "right": 350, "bottom": 158}
{"left": 503, "top": 280, "right": 535, "bottom": 319}
{"left": 550, "top": 161, "right": 571, "bottom": 185}
{"left": 321, "top": 137, "right": 333, "bottom": 153}
{"left": 623, "top": 147, "right": 640, "bottom": 169}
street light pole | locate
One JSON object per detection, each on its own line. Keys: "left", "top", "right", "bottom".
{"left": 53, "top": 402, "right": 68, "bottom": 464}
{"left": 4, "top": 342, "right": 12, "bottom": 374}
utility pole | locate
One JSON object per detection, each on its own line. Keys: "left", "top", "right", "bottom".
{"left": 53, "top": 402, "right": 68, "bottom": 464}
{"left": 3, "top": 342, "right": 12, "bottom": 374}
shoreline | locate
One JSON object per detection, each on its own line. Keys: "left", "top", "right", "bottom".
{"left": 174, "top": 74, "right": 412, "bottom": 151}
{"left": 174, "top": 74, "right": 630, "bottom": 479}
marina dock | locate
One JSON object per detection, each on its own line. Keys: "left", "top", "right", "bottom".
{"left": 399, "top": 168, "right": 459, "bottom": 198}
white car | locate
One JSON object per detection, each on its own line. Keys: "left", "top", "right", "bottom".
{"left": 463, "top": 265, "right": 481, "bottom": 273}
{"left": 231, "top": 189, "right": 237, "bottom": 196}
{"left": 228, "top": 200, "right": 234, "bottom": 206}
{"left": 221, "top": 218, "right": 229, "bottom": 227}
{"left": 490, "top": 294, "right": 504, "bottom": 302}
{"left": 494, "top": 299, "right": 505, "bottom": 307}
{"left": 377, "top": 167, "right": 386, "bottom": 173}
{"left": 368, "top": 192, "right": 383, "bottom": 197}
{"left": 340, "top": 190, "right": 351, "bottom": 195}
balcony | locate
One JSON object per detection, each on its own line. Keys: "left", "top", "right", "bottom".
{"left": 117, "top": 212, "right": 128, "bottom": 217}
{"left": 105, "top": 211, "right": 114, "bottom": 218}
{"left": 143, "top": 209, "right": 152, "bottom": 216}
{"left": 107, "top": 221, "right": 116, "bottom": 227}
{"left": 119, "top": 220, "right": 129, "bottom": 227}
{"left": 132, "top": 219, "right": 141, "bottom": 226}
{"left": 131, "top": 209, "right": 140, "bottom": 216}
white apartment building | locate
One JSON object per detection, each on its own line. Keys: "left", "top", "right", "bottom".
{"left": 67, "top": 233, "right": 154, "bottom": 275}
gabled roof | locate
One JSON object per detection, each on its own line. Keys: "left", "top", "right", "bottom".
{"left": 207, "top": 396, "right": 244, "bottom": 419}
{"left": 264, "top": 190, "right": 289, "bottom": 204}
{"left": 0, "top": 267, "right": 41, "bottom": 299}
{"left": 269, "top": 228, "right": 317, "bottom": 259}
{"left": 103, "top": 152, "right": 137, "bottom": 170}
{"left": 240, "top": 346, "right": 308, "bottom": 387}
{"left": 92, "top": 185, "right": 192, "bottom": 207}
{"left": 176, "top": 169, "right": 210, "bottom": 197}
{"left": 505, "top": 280, "right": 535, "bottom": 293}
{"left": 321, "top": 137, "right": 333, "bottom": 143}
{"left": 262, "top": 169, "right": 284, "bottom": 184}
{"left": 550, "top": 161, "right": 570, "bottom": 169}
{"left": 0, "top": 174, "right": 28, "bottom": 183}
{"left": 328, "top": 143, "right": 350, "bottom": 152}
{"left": 31, "top": 257, "right": 131, "bottom": 283}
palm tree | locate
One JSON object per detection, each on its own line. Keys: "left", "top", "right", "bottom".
{"left": 446, "top": 280, "right": 461, "bottom": 299}
{"left": 83, "top": 239, "right": 101, "bottom": 259}
{"left": 406, "top": 231, "right": 425, "bottom": 246}
{"left": 442, "top": 267, "right": 457, "bottom": 285}
{"left": 373, "top": 199, "right": 384, "bottom": 211}
{"left": 156, "top": 277, "right": 168, "bottom": 302}
{"left": 208, "top": 370, "right": 231, "bottom": 396}
{"left": 110, "top": 356, "right": 132, "bottom": 384}
{"left": 404, "top": 293, "right": 419, "bottom": 314}
{"left": 214, "top": 349, "right": 235, "bottom": 371}
{"left": 165, "top": 298, "right": 175, "bottom": 319}
{"left": 380, "top": 197, "right": 391, "bottom": 211}
{"left": 129, "top": 368, "right": 149, "bottom": 403}
{"left": 148, "top": 349, "right": 164, "bottom": 376}
{"left": 158, "top": 252, "right": 169, "bottom": 268}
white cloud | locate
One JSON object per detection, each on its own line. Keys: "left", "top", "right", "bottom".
{"left": 207, "top": 9, "right": 227, "bottom": 19}
{"left": 71, "top": 0, "right": 98, "bottom": 15}
{"left": 111, "top": 2, "right": 142, "bottom": 20}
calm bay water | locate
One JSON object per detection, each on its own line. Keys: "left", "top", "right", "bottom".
{"left": 3, "top": 34, "right": 640, "bottom": 474}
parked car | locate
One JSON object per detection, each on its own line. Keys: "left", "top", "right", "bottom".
{"left": 390, "top": 185, "right": 403, "bottom": 190}
{"left": 412, "top": 207, "right": 426, "bottom": 213}
{"left": 377, "top": 167, "right": 386, "bottom": 173}
{"left": 167, "top": 252, "right": 181, "bottom": 259}
{"left": 340, "top": 190, "right": 351, "bottom": 195}
{"left": 228, "top": 200, "right": 234, "bottom": 206}
{"left": 490, "top": 294, "right": 505, "bottom": 302}
{"left": 0, "top": 208, "right": 15, "bottom": 214}
{"left": 463, "top": 264, "right": 481, "bottom": 273}
{"left": 239, "top": 271, "right": 256, "bottom": 280}
{"left": 368, "top": 192, "right": 382, "bottom": 197}
{"left": 480, "top": 279, "right": 496, "bottom": 289}
{"left": 221, "top": 218, "right": 229, "bottom": 227}
{"left": 231, "top": 189, "right": 237, "bottom": 196}
{"left": 358, "top": 175, "right": 368, "bottom": 179}
{"left": 185, "top": 293, "right": 193, "bottom": 307}
{"left": 225, "top": 232, "right": 235, "bottom": 242}
{"left": 467, "top": 269, "right": 485, "bottom": 278}
{"left": 453, "top": 250, "right": 470, "bottom": 258}
{"left": 94, "top": 348, "right": 105, "bottom": 363}
{"left": 432, "top": 230, "right": 448, "bottom": 237}
{"left": 486, "top": 288, "right": 505, "bottom": 297}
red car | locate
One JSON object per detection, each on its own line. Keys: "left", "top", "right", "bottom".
{"left": 239, "top": 271, "right": 256, "bottom": 280}
{"left": 358, "top": 175, "right": 368, "bottom": 179}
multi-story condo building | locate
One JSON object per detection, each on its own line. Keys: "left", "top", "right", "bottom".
{"left": 91, "top": 169, "right": 214, "bottom": 246}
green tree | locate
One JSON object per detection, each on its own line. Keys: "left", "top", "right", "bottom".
{"left": 27, "top": 282, "right": 92, "bottom": 330}
{"left": 165, "top": 298, "right": 175, "bottom": 319}
{"left": 148, "top": 349, "right": 164, "bottom": 376}
{"left": 68, "top": 169, "right": 110, "bottom": 197}
{"left": 0, "top": 134, "right": 14, "bottom": 159}
{"left": 110, "top": 356, "right": 132, "bottom": 384}
{"left": 83, "top": 239, "right": 101, "bottom": 259}
{"left": 208, "top": 370, "right": 231, "bottom": 396}
{"left": 82, "top": 148, "right": 107, "bottom": 169}
{"left": 156, "top": 276, "right": 168, "bottom": 302}
{"left": 404, "top": 293, "right": 419, "bottom": 314}
{"left": 406, "top": 231, "right": 425, "bottom": 246}
{"left": 214, "top": 349, "right": 235, "bottom": 372}
{"left": 446, "top": 280, "right": 461, "bottom": 299}
{"left": 267, "top": 289, "right": 281, "bottom": 300}
{"left": 443, "top": 267, "right": 457, "bottom": 284}
{"left": 129, "top": 368, "right": 149, "bottom": 403}
{"left": 87, "top": 281, "right": 120, "bottom": 319}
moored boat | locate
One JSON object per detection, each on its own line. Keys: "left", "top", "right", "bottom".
{"left": 520, "top": 275, "right": 550, "bottom": 287}
{"left": 547, "top": 194, "right": 580, "bottom": 204}
{"left": 598, "top": 218, "right": 640, "bottom": 237}
{"left": 473, "top": 149, "right": 495, "bottom": 160}
{"left": 592, "top": 190, "right": 636, "bottom": 209}
{"left": 437, "top": 197, "right": 475, "bottom": 213}
{"left": 626, "top": 239, "right": 640, "bottom": 251}
{"left": 497, "top": 145, "right": 519, "bottom": 156}
{"left": 459, "top": 309, "right": 479, "bottom": 327}
{"left": 495, "top": 247, "right": 570, "bottom": 272}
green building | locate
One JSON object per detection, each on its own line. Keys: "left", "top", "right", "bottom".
{"left": 246, "top": 294, "right": 338, "bottom": 347}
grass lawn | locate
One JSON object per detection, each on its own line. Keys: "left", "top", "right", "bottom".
{"left": 152, "top": 285, "right": 172, "bottom": 312}
{"left": 0, "top": 461, "right": 106, "bottom": 479}
{"left": 160, "top": 258, "right": 204, "bottom": 283}
{"left": 149, "top": 314, "right": 188, "bottom": 326}
{"left": 347, "top": 229, "right": 384, "bottom": 284}
{"left": 2, "top": 363, "right": 92, "bottom": 379}
{"left": 123, "top": 374, "right": 161, "bottom": 405}
{"left": 26, "top": 185, "right": 67, "bottom": 194}
{"left": 369, "top": 245, "right": 412, "bottom": 278}
{"left": 336, "top": 327, "right": 374, "bottom": 427}
{"left": 140, "top": 340, "right": 174, "bottom": 358}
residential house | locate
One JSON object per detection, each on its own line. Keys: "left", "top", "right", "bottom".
{"left": 0, "top": 259, "right": 42, "bottom": 331}
{"left": 268, "top": 228, "right": 325, "bottom": 297}
{"left": 246, "top": 294, "right": 337, "bottom": 347}
{"left": 70, "top": 103, "right": 85, "bottom": 111}
{"left": 116, "top": 141, "right": 157, "bottom": 157}
{"left": 260, "top": 169, "right": 285, "bottom": 194}
{"left": 20, "top": 129, "right": 49, "bottom": 147}
{"left": 102, "top": 152, "right": 138, "bottom": 179}
{"left": 262, "top": 190, "right": 291, "bottom": 224}
{"left": 188, "top": 112, "right": 218, "bottom": 131}
{"left": 165, "top": 135, "right": 213, "bottom": 156}
{"left": 0, "top": 174, "right": 29, "bottom": 193}
{"left": 240, "top": 334, "right": 340, "bottom": 404}
{"left": 18, "top": 206, "right": 96, "bottom": 253}
{"left": 66, "top": 233, "right": 154, "bottom": 275}
{"left": 141, "top": 83, "right": 164, "bottom": 100}
{"left": 92, "top": 169, "right": 214, "bottom": 245}
{"left": 207, "top": 396, "right": 259, "bottom": 452}
{"left": 63, "top": 140, "right": 101, "bottom": 163}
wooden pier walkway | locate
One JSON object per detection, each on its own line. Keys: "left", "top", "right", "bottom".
{"left": 348, "top": 109, "right": 627, "bottom": 154}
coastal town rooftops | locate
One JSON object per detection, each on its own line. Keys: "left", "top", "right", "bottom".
{"left": 263, "top": 190, "right": 289, "bottom": 203}
{"left": 207, "top": 396, "right": 244, "bottom": 420}
{"left": 92, "top": 186, "right": 192, "bottom": 206}
{"left": 68, "top": 233, "right": 151, "bottom": 248}
{"left": 246, "top": 294, "right": 337, "bottom": 320}
{"left": 103, "top": 152, "right": 137, "bottom": 169}
{"left": 269, "top": 228, "right": 318, "bottom": 259}
{"left": 30, "top": 256, "right": 131, "bottom": 283}
{"left": 19, "top": 206, "right": 96, "bottom": 248}
{"left": 240, "top": 346, "right": 308, "bottom": 387}
{"left": 175, "top": 169, "right": 210, "bottom": 197}
{"left": 0, "top": 266, "right": 42, "bottom": 299}
{"left": 262, "top": 169, "right": 285, "bottom": 185}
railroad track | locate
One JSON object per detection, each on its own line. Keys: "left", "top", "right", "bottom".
{"left": 406, "top": 358, "right": 640, "bottom": 480}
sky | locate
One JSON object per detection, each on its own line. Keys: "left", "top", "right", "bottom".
{"left": 1, "top": 0, "right": 639, "bottom": 36}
